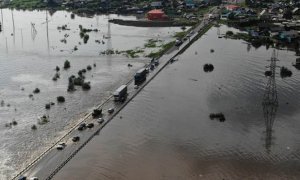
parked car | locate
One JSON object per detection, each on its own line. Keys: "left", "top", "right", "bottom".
{"left": 72, "top": 136, "right": 80, "bottom": 142}
{"left": 97, "top": 118, "right": 104, "bottom": 124}
{"left": 56, "top": 143, "right": 66, "bottom": 150}
{"left": 87, "top": 123, "right": 94, "bottom": 128}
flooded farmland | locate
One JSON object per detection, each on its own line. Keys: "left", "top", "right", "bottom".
{"left": 54, "top": 26, "right": 300, "bottom": 179}
{"left": 0, "top": 9, "right": 182, "bottom": 179}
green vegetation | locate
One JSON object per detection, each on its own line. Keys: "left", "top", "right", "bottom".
{"left": 146, "top": 41, "right": 175, "bottom": 59}
{"left": 7, "top": 0, "right": 47, "bottom": 10}
{"left": 174, "top": 31, "right": 187, "bottom": 39}
{"left": 144, "top": 39, "right": 162, "bottom": 48}
{"left": 124, "top": 49, "right": 144, "bottom": 58}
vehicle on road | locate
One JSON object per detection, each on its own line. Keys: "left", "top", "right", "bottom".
{"left": 87, "top": 123, "right": 94, "bottom": 128}
{"left": 72, "top": 136, "right": 80, "bottom": 142}
{"left": 175, "top": 39, "right": 183, "bottom": 47}
{"left": 108, "top": 108, "right": 114, "bottom": 114}
{"left": 97, "top": 118, "right": 104, "bottom": 124}
{"left": 18, "top": 176, "right": 26, "bottom": 180}
{"left": 113, "top": 85, "right": 127, "bottom": 102}
{"left": 56, "top": 143, "right": 66, "bottom": 150}
{"left": 77, "top": 123, "right": 86, "bottom": 131}
{"left": 30, "top": 177, "right": 39, "bottom": 180}
{"left": 134, "top": 68, "right": 147, "bottom": 85}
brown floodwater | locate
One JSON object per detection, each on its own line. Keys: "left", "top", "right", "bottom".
{"left": 53, "top": 26, "right": 300, "bottom": 179}
{"left": 0, "top": 9, "right": 182, "bottom": 179}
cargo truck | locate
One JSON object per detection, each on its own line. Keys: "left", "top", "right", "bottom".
{"left": 113, "top": 85, "right": 127, "bottom": 102}
{"left": 134, "top": 68, "right": 147, "bottom": 85}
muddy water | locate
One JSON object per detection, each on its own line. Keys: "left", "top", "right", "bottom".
{"left": 0, "top": 9, "right": 182, "bottom": 179}
{"left": 54, "top": 26, "right": 300, "bottom": 179}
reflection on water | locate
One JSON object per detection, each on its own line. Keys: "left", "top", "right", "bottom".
{"left": 262, "top": 49, "right": 278, "bottom": 153}
{"left": 54, "top": 26, "right": 300, "bottom": 180}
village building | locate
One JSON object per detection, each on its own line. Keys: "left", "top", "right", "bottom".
{"left": 147, "top": 9, "right": 168, "bottom": 21}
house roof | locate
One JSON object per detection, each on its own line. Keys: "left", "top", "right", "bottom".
{"left": 147, "top": 9, "right": 165, "bottom": 14}
{"left": 293, "top": 7, "right": 299, "bottom": 13}
{"left": 226, "top": 5, "right": 240, "bottom": 10}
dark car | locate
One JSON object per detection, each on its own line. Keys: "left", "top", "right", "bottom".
{"left": 175, "top": 39, "right": 183, "bottom": 47}
{"left": 72, "top": 136, "right": 80, "bottom": 142}
{"left": 77, "top": 123, "right": 86, "bottom": 131}
{"left": 18, "top": 176, "right": 27, "bottom": 180}
{"left": 87, "top": 123, "right": 94, "bottom": 128}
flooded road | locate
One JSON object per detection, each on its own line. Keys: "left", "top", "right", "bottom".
{"left": 54, "top": 26, "right": 300, "bottom": 179}
{"left": 0, "top": 9, "right": 182, "bottom": 179}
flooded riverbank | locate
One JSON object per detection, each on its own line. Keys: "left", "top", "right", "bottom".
{"left": 0, "top": 9, "right": 182, "bottom": 179}
{"left": 54, "top": 25, "right": 300, "bottom": 179}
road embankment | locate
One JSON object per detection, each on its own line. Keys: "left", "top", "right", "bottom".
{"left": 109, "top": 19, "right": 197, "bottom": 27}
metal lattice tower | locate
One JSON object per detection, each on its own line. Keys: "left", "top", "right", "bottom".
{"left": 262, "top": 49, "right": 279, "bottom": 153}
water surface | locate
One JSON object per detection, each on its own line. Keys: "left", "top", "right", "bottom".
{"left": 54, "top": 26, "right": 300, "bottom": 180}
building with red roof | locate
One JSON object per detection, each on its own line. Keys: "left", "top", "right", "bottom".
{"left": 226, "top": 5, "right": 240, "bottom": 11}
{"left": 146, "top": 9, "right": 168, "bottom": 21}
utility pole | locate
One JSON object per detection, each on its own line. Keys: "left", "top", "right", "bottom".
{"left": 262, "top": 49, "right": 279, "bottom": 153}
{"left": 11, "top": 10, "right": 15, "bottom": 45}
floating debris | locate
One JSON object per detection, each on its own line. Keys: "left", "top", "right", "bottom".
{"left": 33, "top": 88, "right": 40, "bottom": 94}
{"left": 31, "top": 125, "right": 37, "bottom": 130}
{"left": 12, "top": 120, "right": 18, "bottom": 126}
{"left": 5, "top": 123, "right": 12, "bottom": 128}
{"left": 45, "top": 103, "right": 51, "bottom": 109}
{"left": 203, "top": 64, "right": 214, "bottom": 72}
{"left": 38, "top": 115, "right": 49, "bottom": 125}
{"left": 82, "top": 82, "right": 91, "bottom": 90}
{"left": 264, "top": 70, "right": 272, "bottom": 76}
{"left": 92, "top": 109, "right": 102, "bottom": 118}
{"left": 57, "top": 24, "right": 70, "bottom": 31}
{"left": 52, "top": 72, "right": 60, "bottom": 81}
{"left": 280, "top": 66, "right": 292, "bottom": 78}
{"left": 93, "top": 63, "right": 96, "bottom": 67}
{"left": 29, "top": 94, "right": 33, "bottom": 98}
{"left": 73, "top": 76, "right": 84, "bottom": 86}
{"left": 87, "top": 65, "right": 92, "bottom": 71}
{"left": 83, "top": 34, "right": 89, "bottom": 44}
{"left": 21, "top": 87, "right": 25, "bottom": 91}
{"left": 57, "top": 96, "right": 65, "bottom": 103}
{"left": 67, "top": 82, "right": 76, "bottom": 92}
{"left": 209, "top": 113, "right": 226, "bottom": 122}
{"left": 64, "top": 60, "right": 71, "bottom": 69}
{"left": 210, "top": 49, "right": 215, "bottom": 53}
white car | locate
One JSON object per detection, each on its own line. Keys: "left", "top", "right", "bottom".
{"left": 97, "top": 118, "right": 104, "bottom": 124}
{"left": 30, "top": 177, "right": 39, "bottom": 180}
{"left": 108, "top": 108, "right": 114, "bottom": 114}
{"left": 56, "top": 143, "right": 66, "bottom": 150}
